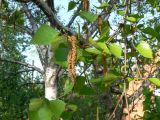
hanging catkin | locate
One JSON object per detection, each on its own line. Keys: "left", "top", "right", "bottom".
{"left": 82, "top": 0, "right": 89, "bottom": 11}
{"left": 67, "top": 36, "right": 76, "bottom": 83}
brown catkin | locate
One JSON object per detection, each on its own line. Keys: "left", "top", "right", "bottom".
{"left": 67, "top": 36, "right": 76, "bottom": 83}
{"left": 82, "top": 0, "right": 89, "bottom": 11}
{"left": 98, "top": 15, "right": 103, "bottom": 34}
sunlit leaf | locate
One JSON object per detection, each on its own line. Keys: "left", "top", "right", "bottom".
{"left": 148, "top": 78, "right": 160, "bottom": 87}
{"left": 85, "top": 48, "right": 101, "bottom": 55}
{"left": 117, "top": 10, "right": 125, "bottom": 15}
{"left": 97, "top": 42, "right": 110, "bottom": 54}
{"left": 78, "top": 11, "right": 98, "bottom": 22}
{"left": 108, "top": 43, "right": 122, "bottom": 58}
{"left": 136, "top": 41, "right": 153, "bottom": 58}
{"left": 32, "top": 24, "right": 59, "bottom": 45}
{"left": 94, "top": 2, "right": 108, "bottom": 9}
{"left": 126, "top": 16, "right": 137, "bottom": 22}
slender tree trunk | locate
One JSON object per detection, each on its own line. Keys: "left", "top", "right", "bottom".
{"left": 43, "top": 45, "right": 59, "bottom": 100}
{"left": 44, "top": 65, "right": 58, "bottom": 100}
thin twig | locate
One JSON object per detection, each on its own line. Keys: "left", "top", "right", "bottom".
{"left": 0, "top": 57, "right": 44, "bottom": 74}
{"left": 123, "top": 0, "right": 131, "bottom": 119}
{"left": 67, "top": 2, "right": 82, "bottom": 27}
{"left": 108, "top": 92, "right": 124, "bottom": 120}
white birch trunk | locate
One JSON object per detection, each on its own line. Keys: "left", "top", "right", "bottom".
{"left": 44, "top": 66, "right": 58, "bottom": 100}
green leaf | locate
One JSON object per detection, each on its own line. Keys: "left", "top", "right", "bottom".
{"left": 37, "top": 103, "right": 52, "bottom": 120}
{"left": 97, "top": 42, "right": 110, "bottom": 54}
{"left": 29, "top": 98, "right": 43, "bottom": 111}
{"left": 61, "top": 112, "right": 73, "bottom": 120}
{"left": 108, "top": 43, "right": 122, "bottom": 58}
{"left": 148, "top": 78, "right": 160, "bottom": 87}
{"left": 74, "top": 76, "right": 85, "bottom": 92}
{"left": 78, "top": 11, "right": 98, "bottom": 22}
{"left": 126, "top": 16, "right": 137, "bottom": 22}
{"left": 64, "top": 79, "right": 74, "bottom": 95}
{"left": 68, "top": 1, "right": 76, "bottom": 11}
{"left": 49, "top": 99, "right": 66, "bottom": 119}
{"left": 104, "top": 71, "right": 121, "bottom": 83}
{"left": 54, "top": 43, "right": 68, "bottom": 67}
{"left": 142, "top": 27, "right": 158, "bottom": 37}
{"left": 117, "top": 10, "right": 125, "bottom": 15}
{"left": 79, "top": 86, "right": 95, "bottom": 95}
{"left": 99, "top": 21, "right": 110, "bottom": 40}
{"left": 136, "top": 41, "right": 153, "bottom": 58}
{"left": 94, "top": 2, "right": 108, "bottom": 9}
{"left": 55, "top": 47, "right": 68, "bottom": 61}
{"left": 51, "top": 36, "right": 67, "bottom": 50}
{"left": 85, "top": 48, "right": 101, "bottom": 55}
{"left": 66, "top": 104, "right": 77, "bottom": 112}
{"left": 32, "top": 24, "right": 59, "bottom": 45}
{"left": 155, "top": 24, "right": 160, "bottom": 33}
{"left": 29, "top": 99, "right": 52, "bottom": 120}
{"left": 155, "top": 97, "right": 160, "bottom": 114}
{"left": 122, "top": 24, "right": 133, "bottom": 35}
{"left": 89, "top": 38, "right": 102, "bottom": 49}
{"left": 127, "top": 77, "right": 134, "bottom": 82}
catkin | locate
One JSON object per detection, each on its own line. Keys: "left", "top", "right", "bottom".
{"left": 82, "top": 0, "right": 89, "bottom": 11}
{"left": 67, "top": 36, "right": 76, "bottom": 83}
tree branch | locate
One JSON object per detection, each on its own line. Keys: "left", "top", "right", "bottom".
{"left": 67, "top": 2, "right": 82, "bottom": 27}
{"left": 15, "top": 24, "right": 33, "bottom": 35}
{"left": 47, "top": 0, "right": 55, "bottom": 13}
{"left": 32, "top": 0, "right": 75, "bottom": 35}
{"left": 88, "top": 0, "right": 116, "bottom": 37}
{"left": 22, "top": 3, "right": 38, "bottom": 32}
{"left": 22, "top": 3, "right": 47, "bottom": 68}
{"left": 0, "top": 58, "right": 44, "bottom": 74}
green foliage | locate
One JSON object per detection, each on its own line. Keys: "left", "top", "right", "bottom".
{"left": 78, "top": 11, "right": 98, "bottom": 22}
{"left": 99, "top": 21, "right": 110, "bottom": 41}
{"left": 94, "top": 2, "right": 108, "bottom": 9}
{"left": 32, "top": 24, "right": 60, "bottom": 45}
{"left": 136, "top": 41, "right": 153, "bottom": 58}
{"left": 126, "top": 16, "right": 137, "bottom": 22}
{"left": 68, "top": 1, "right": 77, "bottom": 11}
{"left": 108, "top": 43, "right": 122, "bottom": 58}
{"left": 97, "top": 42, "right": 110, "bottom": 54}
{"left": 148, "top": 78, "right": 160, "bottom": 87}
{"left": 29, "top": 98, "right": 65, "bottom": 120}
{"left": 85, "top": 48, "right": 101, "bottom": 55}
{"left": 104, "top": 71, "right": 121, "bottom": 83}
{"left": 64, "top": 79, "right": 74, "bottom": 95}
{"left": 8, "top": 10, "right": 24, "bottom": 25}
{"left": 143, "top": 88, "right": 160, "bottom": 120}
{"left": 142, "top": 27, "right": 158, "bottom": 37}
{"left": 117, "top": 10, "right": 125, "bottom": 15}
{"left": 54, "top": 43, "right": 68, "bottom": 67}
